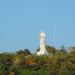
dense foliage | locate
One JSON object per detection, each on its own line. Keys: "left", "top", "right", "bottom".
{"left": 0, "top": 46, "right": 75, "bottom": 75}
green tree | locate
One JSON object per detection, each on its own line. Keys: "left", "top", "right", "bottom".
{"left": 60, "top": 45, "right": 67, "bottom": 54}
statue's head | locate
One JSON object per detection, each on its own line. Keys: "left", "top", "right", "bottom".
{"left": 40, "top": 30, "right": 46, "bottom": 38}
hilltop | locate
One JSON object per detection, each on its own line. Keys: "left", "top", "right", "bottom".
{"left": 0, "top": 45, "right": 75, "bottom": 75}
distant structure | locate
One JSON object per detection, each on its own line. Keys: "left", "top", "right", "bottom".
{"left": 37, "top": 30, "right": 48, "bottom": 56}
{"left": 67, "top": 47, "right": 75, "bottom": 53}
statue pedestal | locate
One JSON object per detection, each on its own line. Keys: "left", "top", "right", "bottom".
{"left": 37, "top": 50, "right": 48, "bottom": 56}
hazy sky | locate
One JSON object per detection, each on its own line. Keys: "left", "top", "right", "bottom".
{"left": 0, "top": 0, "right": 75, "bottom": 52}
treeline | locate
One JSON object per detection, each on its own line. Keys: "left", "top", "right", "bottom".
{"left": 0, "top": 46, "right": 75, "bottom": 75}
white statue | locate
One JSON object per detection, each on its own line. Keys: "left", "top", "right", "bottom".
{"left": 37, "top": 30, "right": 48, "bottom": 56}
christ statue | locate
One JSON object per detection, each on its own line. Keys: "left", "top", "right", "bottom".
{"left": 37, "top": 30, "right": 48, "bottom": 56}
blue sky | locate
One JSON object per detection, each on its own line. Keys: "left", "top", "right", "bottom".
{"left": 0, "top": 0, "right": 75, "bottom": 52}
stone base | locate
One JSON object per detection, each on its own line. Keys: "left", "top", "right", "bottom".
{"left": 37, "top": 50, "right": 48, "bottom": 56}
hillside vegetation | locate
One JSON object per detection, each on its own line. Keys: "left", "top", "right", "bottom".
{"left": 0, "top": 46, "right": 75, "bottom": 75}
